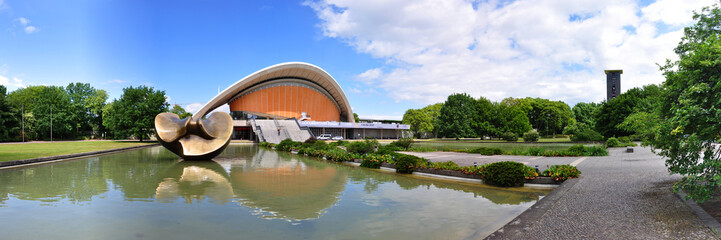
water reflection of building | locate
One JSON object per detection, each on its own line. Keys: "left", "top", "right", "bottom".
{"left": 154, "top": 149, "right": 347, "bottom": 221}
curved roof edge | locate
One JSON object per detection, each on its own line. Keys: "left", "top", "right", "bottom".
{"left": 194, "top": 62, "right": 355, "bottom": 123}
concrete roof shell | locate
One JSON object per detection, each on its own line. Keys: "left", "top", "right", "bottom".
{"left": 194, "top": 62, "right": 355, "bottom": 123}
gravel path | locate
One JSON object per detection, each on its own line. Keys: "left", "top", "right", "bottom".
{"left": 403, "top": 147, "right": 719, "bottom": 239}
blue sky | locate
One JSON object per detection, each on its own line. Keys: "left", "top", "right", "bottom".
{"left": 0, "top": 0, "right": 715, "bottom": 119}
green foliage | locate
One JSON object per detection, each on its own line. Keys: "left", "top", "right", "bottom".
{"left": 501, "top": 132, "right": 518, "bottom": 142}
{"left": 312, "top": 140, "right": 330, "bottom": 150}
{"left": 103, "top": 85, "right": 168, "bottom": 141}
{"left": 395, "top": 154, "right": 422, "bottom": 174}
{"left": 565, "top": 122, "right": 604, "bottom": 141}
{"left": 481, "top": 161, "right": 525, "bottom": 187}
{"left": 403, "top": 103, "right": 443, "bottom": 138}
{"left": 543, "top": 165, "right": 581, "bottom": 181}
{"left": 437, "top": 93, "right": 476, "bottom": 138}
{"left": 522, "top": 130, "right": 539, "bottom": 142}
{"left": 346, "top": 139, "right": 379, "bottom": 154}
{"left": 329, "top": 140, "right": 347, "bottom": 147}
{"left": 0, "top": 85, "right": 20, "bottom": 141}
{"left": 472, "top": 96, "right": 497, "bottom": 137}
{"left": 375, "top": 144, "right": 404, "bottom": 155}
{"left": 595, "top": 87, "right": 645, "bottom": 138}
{"left": 360, "top": 155, "right": 383, "bottom": 169}
{"left": 606, "top": 137, "right": 620, "bottom": 147}
{"left": 276, "top": 138, "right": 301, "bottom": 152}
{"left": 492, "top": 102, "right": 532, "bottom": 137}
{"left": 504, "top": 97, "right": 575, "bottom": 136}
{"left": 170, "top": 104, "right": 192, "bottom": 119}
{"left": 617, "top": 111, "right": 660, "bottom": 143}
{"left": 651, "top": 4, "right": 721, "bottom": 203}
{"left": 572, "top": 102, "right": 600, "bottom": 128}
{"left": 466, "top": 147, "right": 504, "bottom": 155}
{"left": 389, "top": 138, "right": 414, "bottom": 150}
{"left": 522, "top": 165, "right": 539, "bottom": 180}
{"left": 353, "top": 113, "right": 360, "bottom": 122}
{"left": 258, "top": 142, "right": 275, "bottom": 149}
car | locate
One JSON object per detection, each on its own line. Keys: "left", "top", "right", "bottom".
{"left": 317, "top": 134, "right": 332, "bottom": 140}
{"left": 331, "top": 136, "right": 344, "bottom": 140}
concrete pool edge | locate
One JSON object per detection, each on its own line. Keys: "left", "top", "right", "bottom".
{"left": 0, "top": 143, "right": 160, "bottom": 169}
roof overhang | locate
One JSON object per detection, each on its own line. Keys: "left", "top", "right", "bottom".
{"left": 194, "top": 62, "right": 355, "bottom": 123}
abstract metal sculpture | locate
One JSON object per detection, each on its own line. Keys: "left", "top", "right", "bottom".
{"left": 155, "top": 111, "right": 233, "bottom": 160}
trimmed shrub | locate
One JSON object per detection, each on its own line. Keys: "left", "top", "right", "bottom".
{"left": 501, "top": 132, "right": 518, "bottom": 142}
{"left": 565, "top": 144, "right": 586, "bottom": 156}
{"left": 466, "top": 147, "right": 504, "bottom": 155}
{"left": 481, "top": 161, "right": 525, "bottom": 187}
{"left": 543, "top": 165, "right": 581, "bottom": 181}
{"left": 606, "top": 137, "right": 620, "bottom": 147}
{"left": 347, "top": 139, "right": 379, "bottom": 154}
{"left": 570, "top": 129, "right": 604, "bottom": 142}
{"left": 396, "top": 154, "right": 422, "bottom": 174}
{"left": 526, "top": 147, "right": 545, "bottom": 156}
{"left": 304, "top": 138, "right": 317, "bottom": 144}
{"left": 522, "top": 130, "right": 540, "bottom": 142}
{"left": 584, "top": 146, "right": 609, "bottom": 156}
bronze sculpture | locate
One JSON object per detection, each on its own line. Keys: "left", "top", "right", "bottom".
{"left": 154, "top": 111, "right": 233, "bottom": 160}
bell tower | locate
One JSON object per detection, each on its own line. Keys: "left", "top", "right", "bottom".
{"left": 605, "top": 70, "right": 623, "bottom": 101}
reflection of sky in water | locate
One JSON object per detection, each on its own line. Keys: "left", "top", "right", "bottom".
{"left": 0, "top": 144, "right": 551, "bottom": 240}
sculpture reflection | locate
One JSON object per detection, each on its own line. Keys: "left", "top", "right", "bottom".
{"left": 154, "top": 112, "right": 233, "bottom": 160}
{"left": 155, "top": 161, "right": 234, "bottom": 204}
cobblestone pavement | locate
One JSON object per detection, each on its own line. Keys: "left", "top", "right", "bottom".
{"left": 403, "top": 148, "right": 719, "bottom": 239}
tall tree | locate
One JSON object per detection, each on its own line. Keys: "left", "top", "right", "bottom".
{"left": 652, "top": 4, "right": 721, "bottom": 203}
{"left": 491, "top": 102, "right": 532, "bottom": 136}
{"left": 0, "top": 85, "right": 20, "bottom": 141}
{"left": 594, "top": 88, "right": 642, "bottom": 138}
{"left": 170, "top": 104, "right": 192, "bottom": 119}
{"left": 472, "top": 97, "right": 497, "bottom": 138}
{"left": 402, "top": 109, "right": 431, "bottom": 138}
{"left": 436, "top": 93, "right": 475, "bottom": 138}
{"left": 572, "top": 102, "right": 600, "bottom": 128}
{"left": 103, "top": 86, "right": 169, "bottom": 141}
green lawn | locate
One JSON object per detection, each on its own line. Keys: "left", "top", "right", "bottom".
{"left": 0, "top": 141, "right": 156, "bottom": 162}
{"left": 416, "top": 137, "right": 572, "bottom": 143}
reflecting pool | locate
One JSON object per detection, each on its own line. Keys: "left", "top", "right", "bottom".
{"left": 0, "top": 144, "right": 550, "bottom": 240}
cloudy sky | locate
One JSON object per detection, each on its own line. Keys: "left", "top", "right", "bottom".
{"left": 0, "top": 0, "right": 715, "bottom": 120}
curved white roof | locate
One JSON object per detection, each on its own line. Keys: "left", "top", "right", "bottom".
{"left": 194, "top": 62, "right": 355, "bottom": 123}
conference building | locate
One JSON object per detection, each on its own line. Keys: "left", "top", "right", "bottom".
{"left": 193, "top": 62, "right": 410, "bottom": 143}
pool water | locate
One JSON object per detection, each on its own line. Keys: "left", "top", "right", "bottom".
{"left": 0, "top": 144, "right": 550, "bottom": 240}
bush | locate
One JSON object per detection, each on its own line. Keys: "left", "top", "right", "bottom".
{"left": 543, "top": 165, "right": 581, "bottom": 181}
{"left": 584, "top": 146, "right": 609, "bottom": 156}
{"left": 526, "top": 147, "right": 545, "bottom": 156}
{"left": 329, "top": 140, "right": 348, "bottom": 147}
{"left": 501, "top": 132, "right": 518, "bottom": 142}
{"left": 376, "top": 145, "right": 404, "bottom": 155}
{"left": 466, "top": 147, "right": 504, "bottom": 155}
{"left": 522, "top": 165, "right": 539, "bottom": 179}
{"left": 347, "top": 139, "right": 379, "bottom": 154}
{"left": 360, "top": 155, "right": 384, "bottom": 169}
{"left": 606, "top": 137, "right": 620, "bottom": 147}
{"left": 276, "top": 138, "right": 300, "bottom": 152}
{"left": 481, "top": 161, "right": 525, "bottom": 187}
{"left": 313, "top": 140, "right": 330, "bottom": 150}
{"left": 258, "top": 142, "right": 275, "bottom": 149}
{"left": 565, "top": 144, "right": 586, "bottom": 156}
{"left": 396, "top": 154, "right": 422, "bottom": 174}
{"left": 389, "top": 138, "right": 414, "bottom": 150}
{"left": 304, "top": 138, "right": 318, "bottom": 144}
{"left": 522, "top": 130, "right": 539, "bottom": 142}
{"left": 570, "top": 129, "right": 604, "bottom": 142}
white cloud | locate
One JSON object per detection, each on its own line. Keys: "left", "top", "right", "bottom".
{"left": 24, "top": 26, "right": 38, "bottom": 34}
{"left": 357, "top": 114, "right": 403, "bottom": 121}
{"left": 307, "top": 0, "right": 716, "bottom": 105}
{"left": 185, "top": 103, "right": 230, "bottom": 116}
{"left": 0, "top": 75, "right": 25, "bottom": 90}
{"left": 15, "top": 17, "right": 39, "bottom": 34}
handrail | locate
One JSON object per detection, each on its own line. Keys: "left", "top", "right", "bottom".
{"left": 250, "top": 118, "right": 265, "bottom": 142}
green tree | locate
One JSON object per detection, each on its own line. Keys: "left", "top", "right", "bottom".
{"left": 0, "top": 85, "right": 20, "bottom": 141}
{"left": 423, "top": 103, "right": 442, "bottom": 137}
{"left": 572, "top": 102, "right": 599, "bottom": 128}
{"left": 594, "top": 88, "right": 642, "bottom": 138}
{"left": 651, "top": 4, "right": 721, "bottom": 203}
{"left": 491, "top": 102, "right": 531, "bottom": 137}
{"left": 436, "top": 93, "right": 475, "bottom": 138}
{"left": 66, "top": 83, "right": 108, "bottom": 138}
{"left": 353, "top": 113, "right": 360, "bottom": 122}
{"left": 103, "top": 86, "right": 169, "bottom": 141}
{"left": 505, "top": 97, "right": 574, "bottom": 136}
{"left": 170, "top": 104, "right": 192, "bottom": 119}
{"left": 472, "top": 97, "right": 497, "bottom": 138}
{"left": 402, "top": 108, "right": 431, "bottom": 138}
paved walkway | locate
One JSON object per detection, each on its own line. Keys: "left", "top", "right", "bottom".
{"left": 404, "top": 147, "right": 719, "bottom": 239}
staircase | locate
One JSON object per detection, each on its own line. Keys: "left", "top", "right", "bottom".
{"left": 253, "top": 119, "right": 312, "bottom": 144}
